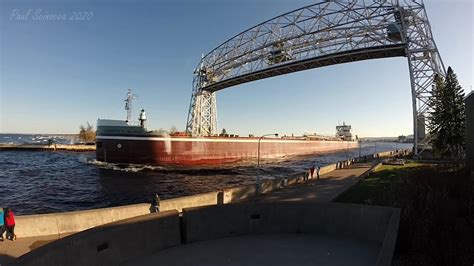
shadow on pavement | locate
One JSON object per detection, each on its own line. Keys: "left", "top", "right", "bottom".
{"left": 0, "top": 254, "right": 16, "bottom": 266}
{"left": 30, "top": 239, "right": 56, "bottom": 251}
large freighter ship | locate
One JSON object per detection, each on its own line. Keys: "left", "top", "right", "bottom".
{"left": 95, "top": 91, "right": 358, "bottom": 165}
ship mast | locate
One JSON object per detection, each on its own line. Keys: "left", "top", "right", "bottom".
{"left": 124, "top": 88, "right": 138, "bottom": 124}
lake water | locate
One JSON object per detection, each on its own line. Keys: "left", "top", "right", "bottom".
{"left": 0, "top": 133, "right": 411, "bottom": 215}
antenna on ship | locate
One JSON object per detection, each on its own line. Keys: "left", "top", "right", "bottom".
{"left": 124, "top": 88, "right": 138, "bottom": 124}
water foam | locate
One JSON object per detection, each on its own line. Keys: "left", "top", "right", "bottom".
{"left": 80, "top": 156, "right": 166, "bottom": 173}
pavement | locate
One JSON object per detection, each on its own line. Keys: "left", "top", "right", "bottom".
{"left": 122, "top": 234, "right": 379, "bottom": 266}
{"left": 0, "top": 235, "right": 58, "bottom": 265}
{"left": 123, "top": 162, "right": 378, "bottom": 266}
{"left": 248, "top": 162, "right": 374, "bottom": 203}
{"left": 0, "top": 162, "right": 375, "bottom": 265}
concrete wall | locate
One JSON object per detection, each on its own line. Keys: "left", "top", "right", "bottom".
{"left": 16, "top": 203, "right": 400, "bottom": 266}
{"left": 183, "top": 203, "right": 397, "bottom": 244}
{"left": 16, "top": 203, "right": 151, "bottom": 238}
{"left": 15, "top": 211, "right": 181, "bottom": 266}
{"left": 286, "top": 172, "right": 307, "bottom": 185}
{"left": 466, "top": 92, "right": 474, "bottom": 169}
{"left": 160, "top": 191, "right": 222, "bottom": 212}
{"left": 15, "top": 192, "right": 222, "bottom": 238}
{"left": 182, "top": 202, "right": 400, "bottom": 266}
{"left": 223, "top": 184, "right": 257, "bottom": 204}
{"left": 260, "top": 178, "right": 285, "bottom": 194}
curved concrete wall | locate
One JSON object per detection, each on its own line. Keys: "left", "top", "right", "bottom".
{"left": 13, "top": 203, "right": 400, "bottom": 266}
{"left": 182, "top": 203, "right": 400, "bottom": 266}
{"left": 15, "top": 203, "right": 151, "bottom": 238}
{"left": 160, "top": 191, "right": 222, "bottom": 212}
{"left": 15, "top": 192, "right": 222, "bottom": 238}
{"left": 15, "top": 211, "right": 181, "bottom": 266}
{"left": 182, "top": 202, "right": 397, "bottom": 244}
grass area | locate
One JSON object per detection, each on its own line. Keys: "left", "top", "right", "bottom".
{"left": 336, "top": 162, "right": 474, "bottom": 266}
{"left": 336, "top": 162, "right": 429, "bottom": 204}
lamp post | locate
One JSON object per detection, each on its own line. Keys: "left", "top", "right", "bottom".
{"left": 358, "top": 140, "right": 362, "bottom": 158}
{"left": 374, "top": 141, "right": 378, "bottom": 159}
{"left": 257, "top": 133, "right": 279, "bottom": 187}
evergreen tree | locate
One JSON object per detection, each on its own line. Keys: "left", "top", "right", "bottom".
{"left": 428, "top": 67, "right": 465, "bottom": 158}
{"left": 445, "top": 67, "right": 466, "bottom": 157}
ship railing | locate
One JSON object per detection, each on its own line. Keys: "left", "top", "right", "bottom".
{"left": 126, "top": 121, "right": 141, "bottom": 126}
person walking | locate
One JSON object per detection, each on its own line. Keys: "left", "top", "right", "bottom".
{"left": 4, "top": 208, "right": 16, "bottom": 241}
{"left": 0, "top": 208, "right": 5, "bottom": 241}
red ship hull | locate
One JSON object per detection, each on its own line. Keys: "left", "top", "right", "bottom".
{"left": 96, "top": 136, "right": 359, "bottom": 166}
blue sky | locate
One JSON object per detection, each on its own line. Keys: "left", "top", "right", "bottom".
{"left": 1, "top": 0, "right": 472, "bottom": 137}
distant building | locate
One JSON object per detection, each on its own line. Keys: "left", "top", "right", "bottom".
{"left": 398, "top": 135, "right": 407, "bottom": 143}
{"left": 398, "top": 135, "right": 413, "bottom": 143}
{"left": 336, "top": 122, "right": 352, "bottom": 141}
{"left": 466, "top": 92, "right": 474, "bottom": 170}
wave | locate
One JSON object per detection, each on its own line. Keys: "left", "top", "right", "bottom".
{"left": 79, "top": 156, "right": 167, "bottom": 173}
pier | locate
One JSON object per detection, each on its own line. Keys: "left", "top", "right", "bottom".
{"left": 0, "top": 144, "right": 95, "bottom": 152}
{"left": 0, "top": 150, "right": 405, "bottom": 265}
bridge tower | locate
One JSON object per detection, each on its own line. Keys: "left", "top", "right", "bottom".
{"left": 186, "top": 62, "right": 218, "bottom": 136}
{"left": 185, "top": 0, "right": 445, "bottom": 156}
{"left": 398, "top": 2, "right": 446, "bottom": 154}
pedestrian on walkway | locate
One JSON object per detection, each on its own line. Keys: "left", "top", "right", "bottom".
{"left": 150, "top": 193, "right": 161, "bottom": 213}
{"left": 309, "top": 165, "right": 315, "bottom": 179}
{"left": 4, "top": 208, "right": 16, "bottom": 241}
{"left": 317, "top": 166, "right": 321, "bottom": 179}
{"left": 0, "top": 208, "right": 5, "bottom": 241}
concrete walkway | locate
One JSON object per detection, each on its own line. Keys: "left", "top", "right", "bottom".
{"left": 0, "top": 162, "right": 374, "bottom": 265}
{"left": 124, "top": 163, "right": 378, "bottom": 266}
{"left": 124, "top": 234, "right": 379, "bottom": 266}
{"left": 0, "top": 235, "right": 58, "bottom": 265}
{"left": 249, "top": 162, "right": 373, "bottom": 203}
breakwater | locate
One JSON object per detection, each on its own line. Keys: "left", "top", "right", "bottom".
{"left": 0, "top": 143, "right": 95, "bottom": 152}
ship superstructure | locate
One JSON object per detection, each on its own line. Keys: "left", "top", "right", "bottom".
{"left": 336, "top": 123, "right": 353, "bottom": 141}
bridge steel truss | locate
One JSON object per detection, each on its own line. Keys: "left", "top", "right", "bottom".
{"left": 186, "top": 0, "right": 445, "bottom": 154}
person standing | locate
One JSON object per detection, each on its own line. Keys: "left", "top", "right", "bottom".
{"left": 150, "top": 193, "right": 161, "bottom": 213}
{"left": 309, "top": 165, "right": 315, "bottom": 179}
{"left": 0, "top": 208, "right": 5, "bottom": 241}
{"left": 317, "top": 166, "right": 321, "bottom": 179}
{"left": 4, "top": 208, "right": 16, "bottom": 241}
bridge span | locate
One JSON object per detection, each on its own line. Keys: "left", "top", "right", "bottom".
{"left": 186, "top": 0, "right": 445, "bottom": 155}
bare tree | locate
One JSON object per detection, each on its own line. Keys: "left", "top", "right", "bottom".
{"left": 79, "top": 122, "right": 96, "bottom": 143}
{"left": 170, "top": 125, "right": 178, "bottom": 134}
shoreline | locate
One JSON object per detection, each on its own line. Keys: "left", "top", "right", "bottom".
{"left": 0, "top": 143, "right": 95, "bottom": 152}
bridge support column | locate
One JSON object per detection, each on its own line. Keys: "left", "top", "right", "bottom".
{"left": 401, "top": 4, "right": 445, "bottom": 157}
{"left": 187, "top": 91, "right": 218, "bottom": 136}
